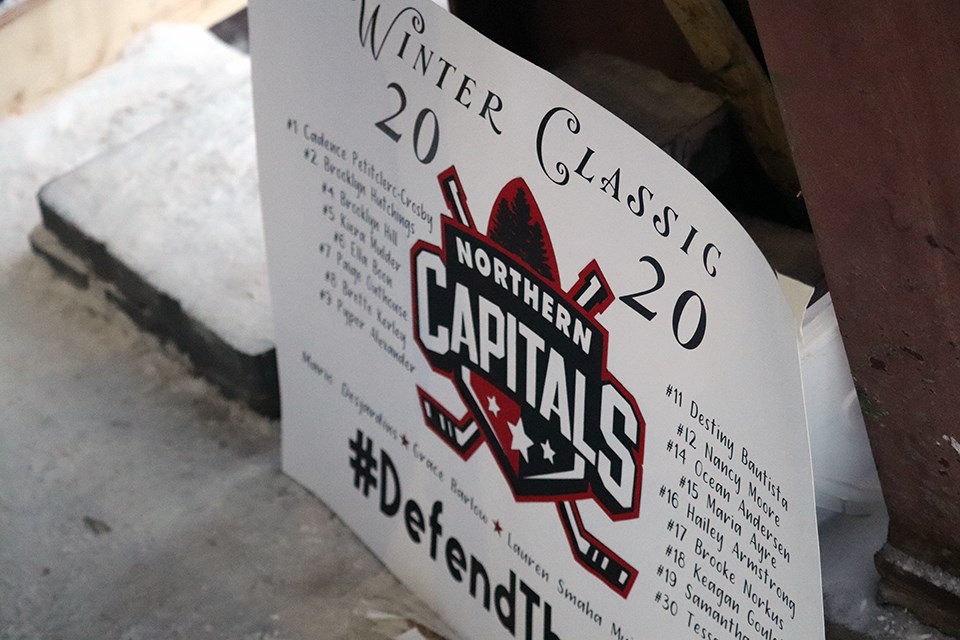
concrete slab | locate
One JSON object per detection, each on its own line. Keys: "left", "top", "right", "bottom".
{"left": 0, "top": 23, "right": 251, "bottom": 277}
{"left": 35, "top": 78, "right": 278, "bottom": 416}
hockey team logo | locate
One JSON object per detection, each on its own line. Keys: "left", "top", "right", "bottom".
{"left": 412, "top": 167, "right": 645, "bottom": 597}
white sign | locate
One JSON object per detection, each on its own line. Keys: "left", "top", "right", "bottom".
{"left": 250, "top": 2, "right": 825, "bottom": 638}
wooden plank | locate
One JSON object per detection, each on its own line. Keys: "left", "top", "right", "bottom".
{"left": 552, "top": 51, "right": 733, "bottom": 186}
{"left": 662, "top": 0, "right": 799, "bottom": 199}
{"left": 0, "top": 0, "right": 246, "bottom": 115}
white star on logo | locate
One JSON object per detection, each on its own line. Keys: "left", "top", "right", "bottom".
{"left": 508, "top": 418, "right": 533, "bottom": 461}
{"left": 541, "top": 439, "right": 556, "bottom": 464}
{"left": 487, "top": 395, "right": 501, "bottom": 417}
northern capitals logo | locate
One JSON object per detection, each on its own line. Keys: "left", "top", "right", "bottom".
{"left": 412, "top": 166, "right": 646, "bottom": 596}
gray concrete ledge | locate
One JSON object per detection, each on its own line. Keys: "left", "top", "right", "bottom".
{"left": 33, "top": 81, "right": 278, "bottom": 417}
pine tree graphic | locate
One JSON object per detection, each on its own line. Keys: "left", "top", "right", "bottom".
{"left": 488, "top": 182, "right": 557, "bottom": 282}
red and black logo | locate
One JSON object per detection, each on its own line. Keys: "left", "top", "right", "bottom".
{"left": 412, "top": 167, "right": 646, "bottom": 597}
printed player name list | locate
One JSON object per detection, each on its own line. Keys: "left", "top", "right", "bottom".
{"left": 288, "top": 117, "right": 434, "bottom": 375}
{"left": 653, "top": 384, "right": 800, "bottom": 640}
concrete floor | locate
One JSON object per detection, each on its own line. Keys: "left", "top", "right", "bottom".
{"left": 0, "top": 254, "right": 455, "bottom": 640}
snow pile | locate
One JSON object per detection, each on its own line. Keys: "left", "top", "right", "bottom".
{"left": 39, "top": 81, "right": 272, "bottom": 354}
{"left": 0, "top": 24, "right": 251, "bottom": 278}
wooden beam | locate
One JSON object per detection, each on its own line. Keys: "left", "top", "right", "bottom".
{"left": 0, "top": 0, "right": 246, "bottom": 115}
{"left": 662, "top": 0, "right": 799, "bottom": 199}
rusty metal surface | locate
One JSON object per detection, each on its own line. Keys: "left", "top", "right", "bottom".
{"left": 749, "top": 0, "right": 960, "bottom": 631}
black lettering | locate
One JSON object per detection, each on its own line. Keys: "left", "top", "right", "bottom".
{"left": 703, "top": 243, "right": 721, "bottom": 278}
{"left": 543, "top": 603, "right": 562, "bottom": 640}
{"left": 404, "top": 499, "right": 425, "bottom": 542}
{"left": 496, "top": 570, "right": 517, "bottom": 635}
{"left": 379, "top": 449, "right": 401, "bottom": 516}
{"left": 446, "top": 536, "right": 467, "bottom": 581}
{"left": 536, "top": 107, "right": 581, "bottom": 186}
{"left": 520, "top": 580, "right": 541, "bottom": 640}
{"left": 680, "top": 226, "right": 698, "bottom": 254}
{"left": 470, "top": 555, "right": 491, "bottom": 609}
{"left": 396, "top": 30, "right": 412, "bottom": 58}
{"left": 455, "top": 74, "right": 476, "bottom": 108}
{"left": 600, "top": 167, "right": 622, "bottom": 201}
{"left": 626, "top": 185, "right": 654, "bottom": 216}
{"left": 480, "top": 91, "right": 504, "bottom": 135}
{"left": 435, "top": 56, "right": 456, "bottom": 89}
{"left": 574, "top": 147, "right": 596, "bottom": 182}
{"left": 654, "top": 206, "right": 677, "bottom": 238}
{"left": 356, "top": 1, "right": 424, "bottom": 61}
{"left": 428, "top": 500, "right": 443, "bottom": 560}
{"left": 413, "top": 43, "right": 434, "bottom": 74}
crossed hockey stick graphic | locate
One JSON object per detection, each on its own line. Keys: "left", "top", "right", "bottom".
{"left": 414, "top": 167, "right": 640, "bottom": 597}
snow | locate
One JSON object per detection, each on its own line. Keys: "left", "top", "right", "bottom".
{"left": 38, "top": 80, "right": 272, "bottom": 355}
{"left": 943, "top": 434, "right": 960, "bottom": 456}
{"left": 0, "top": 24, "right": 251, "bottom": 280}
{"left": 1, "top": 21, "right": 271, "bottom": 355}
